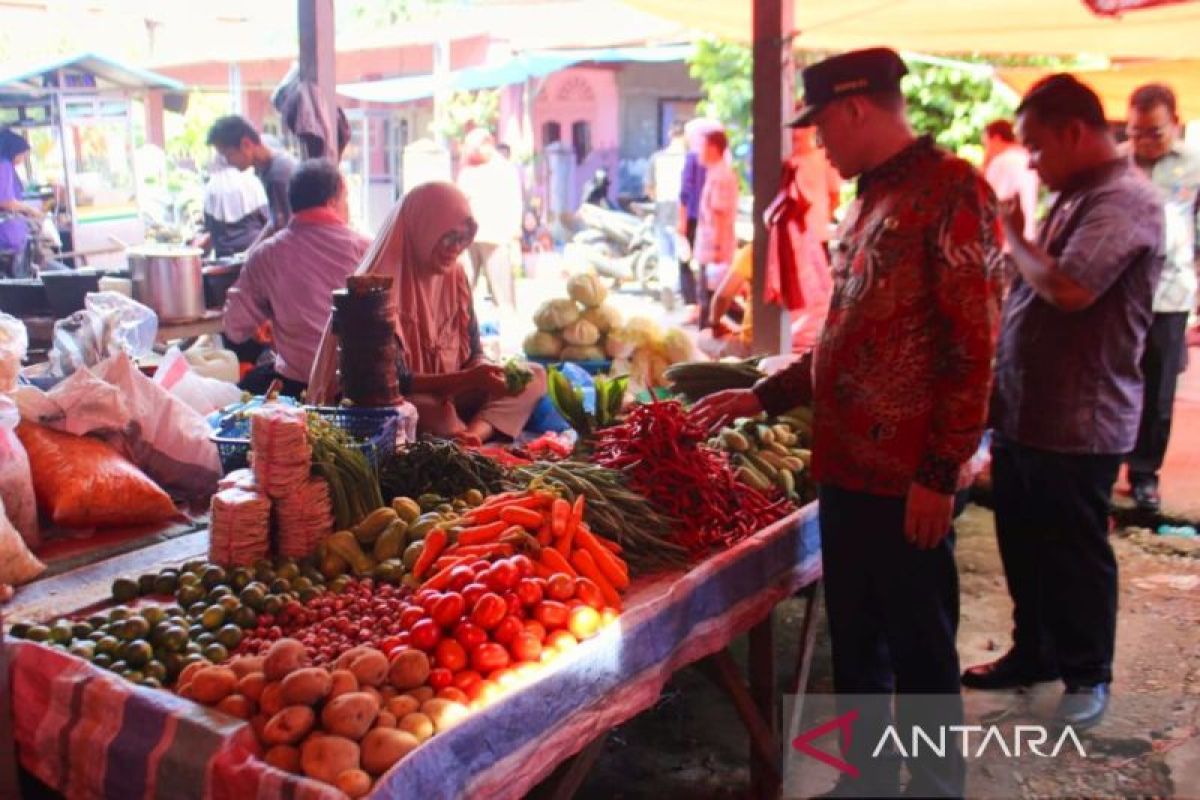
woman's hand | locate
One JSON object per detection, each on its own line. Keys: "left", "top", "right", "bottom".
{"left": 691, "top": 388, "right": 763, "bottom": 432}
{"left": 467, "top": 362, "right": 508, "bottom": 398}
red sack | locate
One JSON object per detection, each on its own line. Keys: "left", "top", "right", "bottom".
{"left": 16, "top": 422, "right": 176, "bottom": 529}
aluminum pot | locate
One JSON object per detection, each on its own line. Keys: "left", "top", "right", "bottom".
{"left": 127, "top": 244, "right": 205, "bottom": 322}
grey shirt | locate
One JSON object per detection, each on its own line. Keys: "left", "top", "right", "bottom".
{"left": 256, "top": 151, "right": 297, "bottom": 230}
{"left": 991, "top": 158, "right": 1165, "bottom": 455}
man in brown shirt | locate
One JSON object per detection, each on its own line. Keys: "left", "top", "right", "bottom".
{"left": 696, "top": 48, "right": 1002, "bottom": 798}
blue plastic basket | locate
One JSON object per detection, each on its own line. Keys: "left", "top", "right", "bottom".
{"left": 211, "top": 405, "right": 400, "bottom": 474}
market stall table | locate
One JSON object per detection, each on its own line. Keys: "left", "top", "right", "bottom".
{"left": 155, "top": 310, "right": 224, "bottom": 347}
{"left": 3, "top": 503, "right": 821, "bottom": 800}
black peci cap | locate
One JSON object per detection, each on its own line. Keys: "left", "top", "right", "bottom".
{"left": 788, "top": 47, "right": 909, "bottom": 128}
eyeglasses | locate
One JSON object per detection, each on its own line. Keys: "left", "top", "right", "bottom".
{"left": 1126, "top": 125, "right": 1171, "bottom": 141}
{"left": 437, "top": 218, "right": 478, "bottom": 252}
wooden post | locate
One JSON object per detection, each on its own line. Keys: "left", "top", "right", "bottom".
{"left": 750, "top": 0, "right": 795, "bottom": 356}
{"left": 297, "top": 0, "right": 337, "bottom": 160}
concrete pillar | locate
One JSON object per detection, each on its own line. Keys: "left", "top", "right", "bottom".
{"left": 297, "top": 0, "right": 337, "bottom": 160}
{"left": 144, "top": 90, "right": 166, "bottom": 148}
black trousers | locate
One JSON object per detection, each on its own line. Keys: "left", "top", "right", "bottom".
{"left": 991, "top": 437, "right": 1120, "bottom": 686}
{"left": 1128, "top": 311, "right": 1189, "bottom": 479}
{"left": 819, "top": 485, "right": 964, "bottom": 798}
{"left": 238, "top": 362, "right": 307, "bottom": 399}
{"left": 679, "top": 217, "right": 700, "bottom": 306}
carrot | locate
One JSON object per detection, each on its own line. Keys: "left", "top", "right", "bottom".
{"left": 412, "top": 528, "right": 448, "bottom": 580}
{"left": 597, "top": 536, "right": 622, "bottom": 554}
{"left": 555, "top": 495, "right": 586, "bottom": 557}
{"left": 463, "top": 493, "right": 543, "bottom": 524}
{"left": 532, "top": 561, "right": 556, "bottom": 580}
{"left": 500, "top": 505, "right": 544, "bottom": 530}
{"left": 455, "top": 520, "right": 508, "bottom": 546}
{"left": 571, "top": 549, "right": 622, "bottom": 609}
{"left": 536, "top": 519, "right": 553, "bottom": 546}
{"left": 424, "top": 556, "right": 475, "bottom": 590}
{"left": 575, "top": 527, "right": 630, "bottom": 589}
{"left": 442, "top": 543, "right": 514, "bottom": 559}
{"left": 539, "top": 547, "right": 577, "bottom": 578}
{"left": 550, "top": 497, "right": 571, "bottom": 537}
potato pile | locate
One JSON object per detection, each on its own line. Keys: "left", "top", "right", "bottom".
{"left": 179, "top": 638, "right": 464, "bottom": 796}
{"left": 524, "top": 273, "right": 622, "bottom": 363}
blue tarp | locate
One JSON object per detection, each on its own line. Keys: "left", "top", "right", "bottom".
{"left": 337, "top": 44, "right": 693, "bottom": 103}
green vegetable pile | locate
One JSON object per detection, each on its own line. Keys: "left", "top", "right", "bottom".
{"left": 547, "top": 367, "right": 628, "bottom": 438}
{"left": 663, "top": 359, "right": 764, "bottom": 403}
{"left": 378, "top": 439, "right": 509, "bottom": 502}
{"left": 307, "top": 414, "right": 383, "bottom": 530}
{"left": 503, "top": 359, "right": 534, "bottom": 394}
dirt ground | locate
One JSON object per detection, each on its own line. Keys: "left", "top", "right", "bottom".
{"left": 571, "top": 504, "right": 1200, "bottom": 800}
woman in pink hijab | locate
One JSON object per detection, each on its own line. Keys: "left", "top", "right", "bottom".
{"left": 309, "top": 182, "right": 545, "bottom": 444}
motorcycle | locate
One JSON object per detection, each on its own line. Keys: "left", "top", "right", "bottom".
{"left": 564, "top": 196, "right": 661, "bottom": 291}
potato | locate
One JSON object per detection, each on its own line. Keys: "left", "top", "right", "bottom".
{"left": 336, "top": 768, "right": 373, "bottom": 798}
{"left": 334, "top": 646, "right": 374, "bottom": 672}
{"left": 263, "top": 706, "right": 316, "bottom": 746}
{"left": 264, "top": 744, "right": 301, "bottom": 773}
{"left": 359, "top": 686, "right": 382, "bottom": 708}
{"left": 386, "top": 695, "right": 420, "bottom": 719}
{"left": 229, "top": 655, "right": 265, "bottom": 679}
{"left": 177, "top": 660, "right": 210, "bottom": 689}
{"left": 321, "top": 692, "right": 380, "bottom": 740}
{"left": 421, "top": 699, "right": 469, "bottom": 733}
{"left": 301, "top": 735, "right": 361, "bottom": 786}
{"left": 347, "top": 649, "right": 389, "bottom": 687}
{"left": 177, "top": 683, "right": 196, "bottom": 701}
{"left": 238, "top": 672, "right": 266, "bottom": 703}
{"left": 360, "top": 728, "right": 421, "bottom": 775}
{"left": 250, "top": 713, "right": 270, "bottom": 741}
{"left": 191, "top": 666, "right": 238, "bottom": 705}
{"left": 388, "top": 650, "right": 430, "bottom": 690}
{"left": 375, "top": 711, "right": 397, "bottom": 729}
{"left": 259, "top": 682, "right": 286, "bottom": 717}
{"left": 216, "top": 693, "right": 254, "bottom": 720}
{"left": 329, "top": 669, "right": 359, "bottom": 700}
{"left": 398, "top": 712, "right": 434, "bottom": 742}
{"left": 281, "top": 667, "right": 332, "bottom": 706}
{"left": 263, "top": 638, "right": 308, "bottom": 681}
{"left": 379, "top": 686, "right": 398, "bottom": 703}
{"left": 405, "top": 687, "right": 435, "bottom": 705}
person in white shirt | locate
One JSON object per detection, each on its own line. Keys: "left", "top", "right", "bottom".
{"left": 644, "top": 122, "right": 688, "bottom": 307}
{"left": 457, "top": 128, "right": 523, "bottom": 311}
{"left": 983, "top": 119, "right": 1040, "bottom": 242}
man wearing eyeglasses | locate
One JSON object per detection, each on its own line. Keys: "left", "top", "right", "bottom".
{"left": 1123, "top": 83, "right": 1200, "bottom": 513}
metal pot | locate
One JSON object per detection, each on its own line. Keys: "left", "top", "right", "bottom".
{"left": 127, "top": 244, "right": 205, "bottom": 323}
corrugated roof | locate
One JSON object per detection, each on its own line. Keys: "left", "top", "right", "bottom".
{"left": 0, "top": 52, "right": 185, "bottom": 94}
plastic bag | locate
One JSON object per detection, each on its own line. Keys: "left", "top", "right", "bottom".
{"left": 16, "top": 421, "right": 177, "bottom": 529}
{"left": 0, "top": 495, "right": 44, "bottom": 588}
{"left": 154, "top": 346, "right": 242, "bottom": 416}
{"left": 84, "top": 291, "right": 158, "bottom": 358}
{"left": 0, "top": 312, "right": 28, "bottom": 394}
{"left": 46, "top": 293, "right": 158, "bottom": 380}
{"left": 0, "top": 396, "right": 37, "bottom": 547}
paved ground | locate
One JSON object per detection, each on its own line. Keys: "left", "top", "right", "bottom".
{"left": 1146, "top": 341, "right": 1200, "bottom": 522}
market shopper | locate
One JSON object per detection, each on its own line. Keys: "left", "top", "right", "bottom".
{"left": 457, "top": 128, "right": 522, "bottom": 312}
{"left": 194, "top": 155, "right": 270, "bottom": 258}
{"left": 694, "top": 48, "right": 1002, "bottom": 798}
{"left": 788, "top": 125, "right": 842, "bottom": 252}
{"left": 677, "top": 119, "right": 720, "bottom": 317}
{"left": 206, "top": 115, "right": 298, "bottom": 245}
{"left": 983, "top": 119, "right": 1040, "bottom": 242}
{"left": 1122, "top": 83, "right": 1200, "bottom": 512}
{"left": 645, "top": 122, "right": 688, "bottom": 307}
{"left": 694, "top": 129, "right": 738, "bottom": 331}
{"left": 309, "top": 182, "right": 545, "bottom": 445}
{"left": 0, "top": 129, "right": 41, "bottom": 278}
{"left": 962, "top": 75, "right": 1165, "bottom": 730}
{"left": 224, "top": 159, "right": 371, "bottom": 397}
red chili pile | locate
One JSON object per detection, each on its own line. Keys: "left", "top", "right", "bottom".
{"left": 593, "top": 401, "right": 793, "bottom": 556}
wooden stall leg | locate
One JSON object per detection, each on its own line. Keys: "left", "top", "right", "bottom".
{"left": 700, "top": 649, "right": 781, "bottom": 777}
{"left": 538, "top": 731, "right": 608, "bottom": 800}
{"left": 789, "top": 581, "right": 822, "bottom": 697}
{"left": 749, "top": 610, "right": 781, "bottom": 799}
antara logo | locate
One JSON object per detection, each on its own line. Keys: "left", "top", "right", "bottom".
{"left": 791, "top": 710, "right": 1088, "bottom": 774}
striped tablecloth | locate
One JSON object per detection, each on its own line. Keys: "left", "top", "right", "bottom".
{"left": 5, "top": 502, "right": 821, "bottom": 800}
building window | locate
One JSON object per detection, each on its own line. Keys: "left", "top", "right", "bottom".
{"left": 571, "top": 120, "right": 591, "bottom": 165}
{"left": 542, "top": 121, "right": 561, "bottom": 147}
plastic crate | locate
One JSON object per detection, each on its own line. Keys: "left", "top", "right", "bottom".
{"left": 211, "top": 405, "right": 401, "bottom": 474}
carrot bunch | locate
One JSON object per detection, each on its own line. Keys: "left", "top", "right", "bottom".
{"left": 422, "top": 490, "right": 631, "bottom": 608}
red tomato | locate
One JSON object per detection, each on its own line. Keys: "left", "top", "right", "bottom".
{"left": 504, "top": 593, "right": 524, "bottom": 619}
{"left": 467, "top": 678, "right": 502, "bottom": 706}
{"left": 428, "top": 667, "right": 453, "bottom": 690}
{"left": 510, "top": 631, "right": 543, "bottom": 662}
{"left": 414, "top": 588, "right": 438, "bottom": 606}
{"left": 546, "top": 630, "right": 578, "bottom": 653}
{"left": 447, "top": 566, "right": 477, "bottom": 592}
{"left": 452, "top": 669, "right": 483, "bottom": 691}
{"left": 534, "top": 600, "right": 570, "bottom": 630}
{"left": 491, "top": 615, "right": 523, "bottom": 646}
{"left": 539, "top": 647, "right": 559, "bottom": 665}
{"left": 437, "top": 686, "right": 469, "bottom": 704}
{"left": 471, "top": 642, "right": 511, "bottom": 674}
{"left": 600, "top": 607, "right": 619, "bottom": 627}
{"left": 417, "top": 591, "right": 443, "bottom": 612}
{"left": 546, "top": 573, "right": 575, "bottom": 602}
{"left": 513, "top": 661, "right": 542, "bottom": 684}
{"left": 573, "top": 577, "right": 605, "bottom": 610}
{"left": 430, "top": 592, "right": 466, "bottom": 629}
{"left": 399, "top": 607, "right": 425, "bottom": 631}
{"left": 470, "top": 593, "right": 508, "bottom": 631}
{"left": 434, "top": 639, "right": 468, "bottom": 672}
{"left": 462, "top": 582, "right": 489, "bottom": 607}
{"left": 379, "top": 636, "right": 405, "bottom": 656}
{"left": 491, "top": 559, "right": 521, "bottom": 591}
{"left": 515, "top": 578, "right": 543, "bottom": 607}
{"left": 453, "top": 621, "right": 488, "bottom": 650}
{"left": 510, "top": 554, "right": 535, "bottom": 578}
{"left": 568, "top": 605, "right": 601, "bottom": 641}
{"left": 409, "top": 619, "right": 442, "bottom": 651}
{"left": 490, "top": 667, "right": 520, "bottom": 689}
{"left": 523, "top": 620, "right": 547, "bottom": 641}
{"left": 470, "top": 560, "right": 491, "bottom": 573}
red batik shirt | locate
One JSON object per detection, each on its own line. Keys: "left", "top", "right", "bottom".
{"left": 755, "top": 137, "right": 1004, "bottom": 496}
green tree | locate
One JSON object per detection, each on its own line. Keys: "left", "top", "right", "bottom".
{"left": 430, "top": 89, "right": 501, "bottom": 145}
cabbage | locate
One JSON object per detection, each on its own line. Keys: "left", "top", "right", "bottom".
{"left": 605, "top": 326, "right": 638, "bottom": 359}
{"left": 561, "top": 319, "right": 601, "bottom": 347}
{"left": 581, "top": 304, "right": 622, "bottom": 335}
{"left": 523, "top": 331, "right": 564, "bottom": 358}
{"left": 622, "top": 316, "right": 664, "bottom": 349}
{"left": 662, "top": 327, "right": 696, "bottom": 364}
{"left": 533, "top": 299, "right": 581, "bottom": 332}
{"left": 561, "top": 345, "right": 606, "bottom": 362}
{"left": 567, "top": 273, "right": 608, "bottom": 308}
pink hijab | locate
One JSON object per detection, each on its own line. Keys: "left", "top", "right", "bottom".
{"left": 308, "top": 182, "right": 475, "bottom": 403}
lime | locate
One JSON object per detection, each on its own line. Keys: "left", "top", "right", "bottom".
{"left": 111, "top": 578, "right": 139, "bottom": 603}
{"left": 269, "top": 578, "right": 291, "bottom": 595}
{"left": 92, "top": 653, "right": 113, "bottom": 669}
{"left": 200, "top": 566, "right": 227, "bottom": 589}
{"left": 402, "top": 541, "right": 423, "bottom": 570}
{"left": 7, "top": 622, "right": 31, "bottom": 639}
{"left": 176, "top": 585, "right": 204, "bottom": 608}
{"left": 141, "top": 606, "right": 167, "bottom": 627}
{"left": 200, "top": 606, "right": 226, "bottom": 630}
{"left": 87, "top": 631, "right": 107, "bottom": 643}
{"left": 196, "top": 632, "right": 216, "bottom": 648}
{"left": 122, "top": 670, "right": 144, "bottom": 684}
{"left": 238, "top": 585, "right": 265, "bottom": 611}
{"left": 181, "top": 559, "right": 207, "bottom": 575}
{"left": 109, "top": 660, "right": 128, "bottom": 673}
{"left": 108, "top": 606, "right": 131, "bottom": 622}
{"left": 276, "top": 560, "right": 300, "bottom": 581}
{"left": 301, "top": 564, "right": 324, "bottom": 585}
{"left": 144, "top": 660, "right": 168, "bottom": 683}
{"left": 187, "top": 623, "right": 205, "bottom": 640}
{"left": 96, "top": 635, "right": 121, "bottom": 656}
{"left": 140, "top": 676, "right": 162, "bottom": 690}
{"left": 177, "top": 571, "right": 200, "bottom": 588}
{"left": 153, "top": 572, "right": 179, "bottom": 596}
{"left": 216, "top": 624, "right": 243, "bottom": 649}
{"left": 68, "top": 641, "right": 96, "bottom": 661}
{"left": 160, "top": 626, "right": 188, "bottom": 653}
{"left": 202, "top": 643, "right": 229, "bottom": 663}
{"left": 185, "top": 642, "right": 203, "bottom": 657}
{"left": 120, "top": 617, "right": 150, "bottom": 641}
{"left": 160, "top": 652, "right": 185, "bottom": 679}
{"left": 186, "top": 601, "right": 208, "bottom": 619}
{"left": 162, "top": 605, "right": 185, "bottom": 618}
{"left": 125, "top": 641, "right": 153, "bottom": 668}
{"left": 298, "top": 588, "right": 319, "bottom": 603}
{"left": 49, "top": 621, "right": 73, "bottom": 644}
{"left": 232, "top": 607, "right": 258, "bottom": 629}
{"left": 70, "top": 621, "right": 93, "bottom": 639}
{"left": 137, "top": 574, "right": 158, "bottom": 595}
{"left": 292, "top": 576, "right": 313, "bottom": 592}
{"left": 207, "top": 586, "right": 233, "bottom": 603}
{"left": 229, "top": 568, "right": 252, "bottom": 591}
{"left": 253, "top": 563, "right": 275, "bottom": 583}
{"left": 217, "top": 596, "right": 240, "bottom": 613}
{"left": 261, "top": 596, "right": 283, "bottom": 615}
